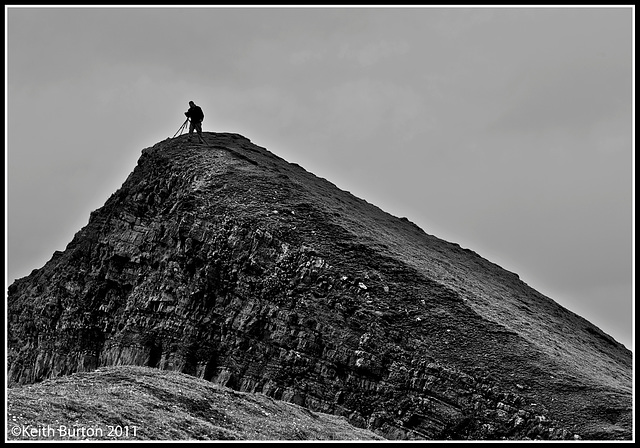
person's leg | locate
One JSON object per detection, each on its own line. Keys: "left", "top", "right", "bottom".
{"left": 195, "top": 121, "right": 205, "bottom": 143}
{"left": 188, "top": 121, "right": 195, "bottom": 141}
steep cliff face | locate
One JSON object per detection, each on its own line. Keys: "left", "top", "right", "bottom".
{"left": 7, "top": 132, "right": 632, "bottom": 440}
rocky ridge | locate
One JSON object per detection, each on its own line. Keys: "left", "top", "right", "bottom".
{"left": 7, "top": 132, "right": 632, "bottom": 440}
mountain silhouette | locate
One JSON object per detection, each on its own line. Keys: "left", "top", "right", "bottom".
{"left": 7, "top": 132, "right": 632, "bottom": 440}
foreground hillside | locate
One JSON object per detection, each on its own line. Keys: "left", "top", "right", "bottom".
{"left": 7, "top": 132, "right": 632, "bottom": 440}
{"left": 6, "top": 365, "right": 383, "bottom": 441}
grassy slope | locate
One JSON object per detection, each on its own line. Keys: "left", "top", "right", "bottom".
{"left": 219, "top": 132, "right": 632, "bottom": 391}
{"left": 6, "top": 365, "right": 384, "bottom": 441}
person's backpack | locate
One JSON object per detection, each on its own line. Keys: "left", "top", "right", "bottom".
{"left": 194, "top": 106, "right": 204, "bottom": 122}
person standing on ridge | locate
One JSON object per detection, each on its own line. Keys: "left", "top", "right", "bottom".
{"left": 185, "top": 101, "right": 205, "bottom": 144}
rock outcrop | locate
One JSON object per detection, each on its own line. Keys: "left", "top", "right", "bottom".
{"left": 7, "top": 132, "right": 632, "bottom": 440}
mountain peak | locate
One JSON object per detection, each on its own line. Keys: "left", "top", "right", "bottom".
{"left": 7, "top": 132, "right": 632, "bottom": 440}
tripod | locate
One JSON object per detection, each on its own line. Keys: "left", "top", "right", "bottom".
{"left": 173, "top": 118, "right": 190, "bottom": 138}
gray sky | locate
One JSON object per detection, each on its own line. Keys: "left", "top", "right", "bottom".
{"left": 6, "top": 6, "right": 634, "bottom": 350}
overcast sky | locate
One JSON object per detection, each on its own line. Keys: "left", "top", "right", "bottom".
{"left": 6, "top": 6, "right": 633, "bottom": 350}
